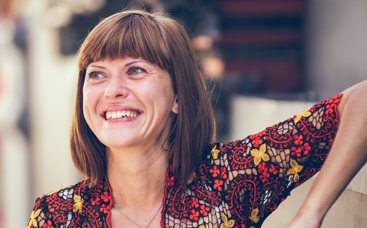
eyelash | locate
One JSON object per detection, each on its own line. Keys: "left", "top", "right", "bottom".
{"left": 86, "top": 71, "right": 104, "bottom": 80}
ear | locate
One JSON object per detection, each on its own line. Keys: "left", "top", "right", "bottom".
{"left": 171, "top": 96, "right": 179, "bottom": 114}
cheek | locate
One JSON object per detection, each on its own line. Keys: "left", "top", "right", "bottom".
{"left": 82, "top": 99, "right": 91, "bottom": 126}
{"left": 82, "top": 90, "right": 94, "bottom": 123}
{"left": 82, "top": 86, "right": 96, "bottom": 110}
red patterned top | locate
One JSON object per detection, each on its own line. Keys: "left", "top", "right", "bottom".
{"left": 28, "top": 94, "right": 343, "bottom": 228}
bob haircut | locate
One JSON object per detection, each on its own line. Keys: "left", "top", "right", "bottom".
{"left": 70, "top": 9, "right": 216, "bottom": 186}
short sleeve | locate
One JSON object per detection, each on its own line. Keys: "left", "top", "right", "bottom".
{"left": 27, "top": 196, "right": 52, "bottom": 228}
{"left": 208, "top": 93, "right": 343, "bottom": 226}
{"left": 27, "top": 187, "right": 75, "bottom": 228}
{"left": 27, "top": 179, "right": 112, "bottom": 227}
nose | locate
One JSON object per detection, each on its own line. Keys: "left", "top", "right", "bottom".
{"left": 104, "top": 77, "right": 129, "bottom": 99}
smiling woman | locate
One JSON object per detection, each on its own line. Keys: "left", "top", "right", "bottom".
{"left": 73, "top": 10, "right": 215, "bottom": 188}
{"left": 27, "top": 9, "right": 367, "bottom": 228}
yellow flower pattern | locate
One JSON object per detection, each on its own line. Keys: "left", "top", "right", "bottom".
{"left": 27, "top": 209, "right": 41, "bottom": 228}
{"left": 294, "top": 109, "right": 311, "bottom": 124}
{"left": 250, "top": 143, "right": 270, "bottom": 166}
{"left": 210, "top": 145, "right": 220, "bottom": 159}
{"left": 73, "top": 194, "right": 84, "bottom": 213}
{"left": 220, "top": 212, "right": 235, "bottom": 228}
{"left": 286, "top": 159, "right": 304, "bottom": 182}
{"left": 249, "top": 208, "right": 260, "bottom": 223}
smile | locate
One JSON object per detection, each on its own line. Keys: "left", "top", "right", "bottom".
{"left": 105, "top": 110, "right": 138, "bottom": 120}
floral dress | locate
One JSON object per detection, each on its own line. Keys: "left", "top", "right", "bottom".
{"left": 28, "top": 94, "right": 342, "bottom": 228}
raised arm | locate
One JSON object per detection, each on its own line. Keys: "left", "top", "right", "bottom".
{"left": 287, "top": 80, "right": 367, "bottom": 228}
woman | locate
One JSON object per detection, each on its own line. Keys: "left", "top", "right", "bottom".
{"left": 28, "top": 10, "right": 367, "bottom": 228}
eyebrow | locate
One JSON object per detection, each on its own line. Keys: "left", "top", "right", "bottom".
{"left": 87, "top": 64, "right": 106, "bottom": 70}
{"left": 125, "top": 60, "right": 147, "bottom": 67}
{"left": 87, "top": 60, "right": 148, "bottom": 69}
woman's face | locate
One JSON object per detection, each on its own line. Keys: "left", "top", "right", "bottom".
{"left": 83, "top": 57, "right": 178, "bottom": 151}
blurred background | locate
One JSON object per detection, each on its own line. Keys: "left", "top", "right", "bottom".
{"left": 0, "top": 0, "right": 366, "bottom": 227}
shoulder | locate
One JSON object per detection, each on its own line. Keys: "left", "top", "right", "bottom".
{"left": 28, "top": 178, "right": 111, "bottom": 227}
{"left": 34, "top": 179, "right": 91, "bottom": 209}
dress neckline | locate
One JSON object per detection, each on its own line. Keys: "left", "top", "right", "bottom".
{"left": 105, "top": 166, "right": 173, "bottom": 228}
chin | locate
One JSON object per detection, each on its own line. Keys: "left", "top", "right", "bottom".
{"left": 102, "top": 138, "right": 138, "bottom": 149}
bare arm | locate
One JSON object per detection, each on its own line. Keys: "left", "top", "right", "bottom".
{"left": 287, "top": 80, "right": 367, "bottom": 227}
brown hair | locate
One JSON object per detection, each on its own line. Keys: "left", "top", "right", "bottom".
{"left": 70, "top": 9, "right": 216, "bottom": 186}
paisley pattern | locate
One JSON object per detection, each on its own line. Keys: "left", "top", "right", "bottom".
{"left": 28, "top": 94, "right": 342, "bottom": 228}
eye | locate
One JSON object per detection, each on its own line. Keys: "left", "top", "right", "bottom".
{"left": 127, "top": 66, "right": 146, "bottom": 76}
{"left": 86, "top": 71, "right": 105, "bottom": 80}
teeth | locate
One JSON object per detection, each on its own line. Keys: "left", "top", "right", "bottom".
{"left": 105, "top": 111, "right": 138, "bottom": 120}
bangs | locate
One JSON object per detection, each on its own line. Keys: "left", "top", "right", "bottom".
{"left": 78, "top": 12, "right": 171, "bottom": 72}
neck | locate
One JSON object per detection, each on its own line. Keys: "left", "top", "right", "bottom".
{"left": 107, "top": 145, "right": 168, "bottom": 209}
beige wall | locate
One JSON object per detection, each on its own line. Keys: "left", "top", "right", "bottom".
{"left": 0, "top": 9, "right": 30, "bottom": 227}
{"left": 27, "top": 2, "right": 79, "bottom": 205}
{"left": 306, "top": 0, "right": 367, "bottom": 97}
